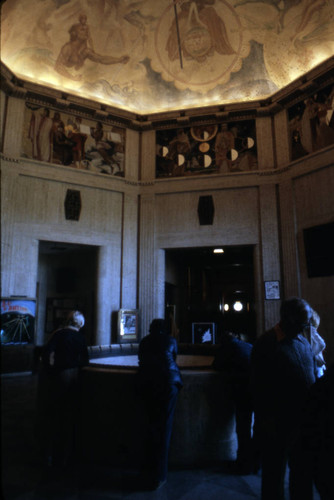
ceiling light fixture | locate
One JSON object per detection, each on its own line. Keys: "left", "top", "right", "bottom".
{"left": 213, "top": 248, "right": 224, "bottom": 253}
{"left": 233, "top": 301, "right": 243, "bottom": 312}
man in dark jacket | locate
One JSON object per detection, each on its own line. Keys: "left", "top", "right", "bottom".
{"left": 138, "top": 318, "right": 182, "bottom": 490}
{"left": 251, "top": 297, "right": 317, "bottom": 500}
{"left": 212, "top": 331, "right": 255, "bottom": 474}
{"left": 301, "top": 362, "right": 334, "bottom": 500}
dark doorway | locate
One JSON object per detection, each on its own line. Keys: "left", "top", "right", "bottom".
{"left": 37, "top": 241, "right": 98, "bottom": 346}
{"left": 165, "top": 246, "right": 256, "bottom": 344}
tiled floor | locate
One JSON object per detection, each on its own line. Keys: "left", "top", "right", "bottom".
{"left": 1, "top": 373, "right": 321, "bottom": 500}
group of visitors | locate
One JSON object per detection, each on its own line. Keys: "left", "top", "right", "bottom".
{"left": 213, "top": 297, "right": 331, "bottom": 500}
{"left": 36, "top": 297, "right": 332, "bottom": 498}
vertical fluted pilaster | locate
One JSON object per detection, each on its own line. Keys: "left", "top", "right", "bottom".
{"left": 274, "top": 109, "right": 290, "bottom": 168}
{"left": 125, "top": 129, "right": 140, "bottom": 181}
{"left": 138, "top": 193, "right": 155, "bottom": 339}
{"left": 256, "top": 116, "right": 275, "bottom": 170}
{"left": 141, "top": 130, "right": 156, "bottom": 181}
{"left": 3, "top": 97, "right": 25, "bottom": 158}
{"left": 121, "top": 192, "right": 138, "bottom": 309}
{"left": 259, "top": 184, "right": 281, "bottom": 329}
{"left": 278, "top": 179, "right": 300, "bottom": 297}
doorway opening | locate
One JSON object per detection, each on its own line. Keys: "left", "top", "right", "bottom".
{"left": 37, "top": 241, "right": 98, "bottom": 346}
{"left": 165, "top": 245, "right": 256, "bottom": 344}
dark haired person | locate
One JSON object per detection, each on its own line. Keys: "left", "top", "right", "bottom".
{"left": 251, "top": 297, "right": 317, "bottom": 500}
{"left": 212, "top": 331, "right": 255, "bottom": 474}
{"left": 138, "top": 318, "right": 182, "bottom": 490}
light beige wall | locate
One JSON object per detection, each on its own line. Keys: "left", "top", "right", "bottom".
{"left": 149, "top": 185, "right": 265, "bottom": 338}
{"left": 293, "top": 161, "right": 334, "bottom": 364}
{"left": 0, "top": 157, "right": 137, "bottom": 345}
{"left": 0, "top": 90, "right": 7, "bottom": 152}
{"left": 1, "top": 93, "right": 334, "bottom": 360}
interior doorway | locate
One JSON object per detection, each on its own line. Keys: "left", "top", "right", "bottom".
{"left": 165, "top": 245, "right": 256, "bottom": 344}
{"left": 37, "top": 241, "right": 98, "bottom": 346}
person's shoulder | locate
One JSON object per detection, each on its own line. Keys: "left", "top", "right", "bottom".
{"left": 254, "top": 328, "right": 276, "bottom": 346}
{"left": 139, "top": 334, "right": 150, "bottom": 347}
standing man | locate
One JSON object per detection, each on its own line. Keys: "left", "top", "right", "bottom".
{"left": 251, "top": 297, "right": 317, "bottom": 500}
{"left": 138, "top": 319, "right": 182, "bottom": 490}
{"left": 212, "top": 331, "right": 255, "bottom": 474}
{"left": 36, "top": 310, "right": 89, "bottom": 470}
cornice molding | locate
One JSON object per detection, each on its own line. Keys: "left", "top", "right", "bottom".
{"left": 1, "top": 58, "right": 334, "bottom": 131}
{"left": 3, "top": 145, "right": 332, "bottom": 189}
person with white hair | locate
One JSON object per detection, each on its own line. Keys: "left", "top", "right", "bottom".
{"left": 36, "top": 310, "right": 88, "bottom": 471}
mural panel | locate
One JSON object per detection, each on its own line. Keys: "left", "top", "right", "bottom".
{"left": 156, "top": 120, "right": 257, "bottom": 177}
{"left": 22, "top": 104, "right": 125, "bottom": 176}
{"left": 288, "top": 84, "right": 334, "bottom": 162}
{"left": 1, "top": 298, "right": 36, "bottom": 344}
{"left": 1, "top": 0, "right": 334, "bottom": 114}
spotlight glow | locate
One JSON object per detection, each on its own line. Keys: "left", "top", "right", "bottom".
{"left": 233, "top": 301, "right": 243, "bottom": 312}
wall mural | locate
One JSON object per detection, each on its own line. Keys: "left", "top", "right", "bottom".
{"left": 1, "top": 0, "right": 334, "bottom": 114}
{"left": 21, "top": 104, "right": 125, "bottom": 175}
{"left": 156, "top": 120, "right": 257, "bottom": 177}
{"left": 288, "top": 84, "right": 334, "bottom": 162}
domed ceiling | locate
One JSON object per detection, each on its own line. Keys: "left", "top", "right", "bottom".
{"left": 1, "top": 0, "right": 334, "bottom": 114}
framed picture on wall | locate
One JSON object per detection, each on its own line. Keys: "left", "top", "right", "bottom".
{"left": 117, "top": 309, "right": 139, "bottom": 343}
{"left": 192, "top": 322, "right": 216, "bottom": 344}
{"left": 0, "top": 297, "right": 36, "bottom": 344}
{"left": 264, "top": 281, "right": 280, "bottom": 300}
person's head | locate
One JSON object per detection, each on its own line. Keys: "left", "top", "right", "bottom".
{"left": 310, "top": 309, "right": 320, "bottom": 329}
{"left": 149, "top": 318, "right": 167, "bottom": 336}
{"left": 280, "top": 297, "right": 313, "bottom": 338}
{"left": 79, "top": 14, "right": 87, "bottom": 24}
{"left": 66, "top": 310, "right": 85, "bottom": 330}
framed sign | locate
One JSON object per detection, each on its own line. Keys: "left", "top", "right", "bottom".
{"left": 192, "top": 322, "right": 216, "bottom": 344}
{"left": 117, "top": 309, "right": 139, "bottom": 343}
{"left": 1, "top": 298, "right": 36, "bottom": 344}
{"left": 264, "top": 281, "right": 280, "bottom": 300}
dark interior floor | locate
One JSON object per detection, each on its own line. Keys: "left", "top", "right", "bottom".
{"left": 1, "top": 373, "right": 321, "bottom": 500}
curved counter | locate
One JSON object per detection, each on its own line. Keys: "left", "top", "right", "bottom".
{"left": 79, "top": 356, "right": 237, "bottom": 467}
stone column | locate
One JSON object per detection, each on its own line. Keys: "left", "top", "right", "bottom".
{"left": 259, "top": 184, "right": 281, "bottom": 329}
{"left": 121, "top": 192, "right": 138, "bottom": 309}
{"left": 138, "top": 193, "right": 155, "bottom": 339}
{"left": 2, "top": 96, "right": 26, "bottom": 158}
{"left": 256, "top": 116, "right": 275, "bottom": 170}
{"left": 0, "top": 90, "right": 7, "bottom": 151}
{"left": 125, "top": 129, "right": 140, "bottom": 181}
{"left": 274, "top": 109, "right": 290, "bottom": 168}
{"left": 96, "top": 243, "right": 121, "bottom": 345}
{"left": 155, "top": 249, "right": 165, "bottom": 319}
{"left": 278, "top": 179, "right": 300, "bottom": 297}
{"left": 141, "top": 130, "right": 156, "bottom": 181}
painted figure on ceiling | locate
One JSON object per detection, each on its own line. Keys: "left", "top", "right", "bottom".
{"left": 166, "top": 0, "right": 235, "bottom": 63}
{"left": 54, "top": 13, "right": 130, "bottom": 81}
{"left": 291, "top": 0, "right": 328, "bottom": 43}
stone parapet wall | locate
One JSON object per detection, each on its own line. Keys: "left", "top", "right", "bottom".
{"left": 79, "top": 366, "right": 236, "bottom": 467}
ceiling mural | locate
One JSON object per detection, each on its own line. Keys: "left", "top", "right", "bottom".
{"left": 1, "top": 0, "right": 334, "bottom": 114}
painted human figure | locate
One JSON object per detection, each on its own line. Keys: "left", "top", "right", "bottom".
{"left": 166, "top": 0, "right": 235, "bottom": 63}
{"left": 29, "top": 107, "right": 53, "bottom": 162}
{"left": 55, "top": 14, "right": 129, "bottom": 81}
{"left": 215, "top": 123, "right": 234, "bottom": 172}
